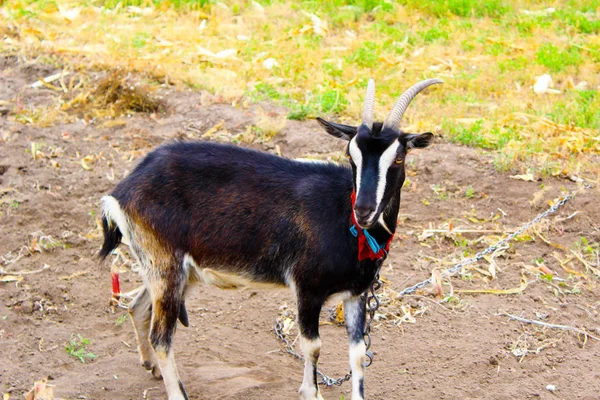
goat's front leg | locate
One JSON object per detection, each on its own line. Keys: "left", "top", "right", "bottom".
{"left": 344, "top": 296, "right": 367, "bottom": 400}
{"left": 297, "top": 293, "right": 325, "bottom": 400}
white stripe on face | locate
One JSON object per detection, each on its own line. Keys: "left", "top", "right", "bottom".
{"left": 349, "top": 137, "right": 363, "bottom": 199}
{"left": 375, "top": 140, "right": 400, "bottom": 214}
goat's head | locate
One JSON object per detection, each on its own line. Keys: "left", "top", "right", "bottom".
{"left": 317, "top": 78, "right": 442, "bottom": 228}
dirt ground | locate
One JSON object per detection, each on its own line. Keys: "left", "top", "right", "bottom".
{"left": 1, "top": 56, "right": 600, "bottom": 400}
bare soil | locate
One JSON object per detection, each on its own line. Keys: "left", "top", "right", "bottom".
{"left": 1, "top": 56, "right": 599, "bottom": 400}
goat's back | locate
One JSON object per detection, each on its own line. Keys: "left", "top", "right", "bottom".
{"left": 109, "top": 141, "right": 355, "bottom": 285}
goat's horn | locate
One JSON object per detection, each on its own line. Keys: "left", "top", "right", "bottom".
{"left": 361, "top": 79, "right": 375, "bottom": 130}
{"left": 383, "top": 78, "right": 443, "bottom": 130}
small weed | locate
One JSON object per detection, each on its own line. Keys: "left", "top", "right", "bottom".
{"left": 132, "top": 32, "right": 151, "bottom": 49}
{"left": 576, "top": 237, "right": 599, "bottom": 255}
{"left": 115, "top": 314, "right": 129, "bottom": 326}
{"left": 11, "top": 200, "right": 21, "bottom": 209}
{"left": 65, "top": 334, "right": 97, "bottom": 363}
{"left": 431, "top": 184, "right": 448, "bottom": 200}
{"left": 465, "top": 185, "right": 474, "bottom": 198}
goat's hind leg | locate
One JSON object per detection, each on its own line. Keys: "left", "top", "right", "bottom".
{"left": 148, "top": 262, "right": 189, "bottom": 400}
{"left": 129, "top": 286, "right": 162, "bottom": 378}
{"left": 344, "top": 296, "right": 367, "bottom": 400}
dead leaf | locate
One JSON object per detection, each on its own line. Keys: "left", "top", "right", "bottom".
{"left": 457, "top": 277, "right": 528, "bottom": 295}
{"left": 510, "top": 173, "right": 535, "bottom": 182}
{"left": 431, "top": 269, "right": 443, "bottom": 298}
{"left": 202, "top": 120, "right": 225, "bottom": 138}
{"left": 0, "top": 275, "right": 24, "bottom": 283}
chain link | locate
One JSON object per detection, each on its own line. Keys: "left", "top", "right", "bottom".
{"left": 273, "top": 256, "right": 385, "bottom": 387}
{"left": 274, "top": 183, "right": 592, "bottom": 386}
{"left": 398, "top": 184, "right": 592, "bottom": 296}
{"left": 274, "top": 309, "right": 353, "bottom": 386}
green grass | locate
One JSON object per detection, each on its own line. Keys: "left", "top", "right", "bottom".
{"left": 2, "top": 0, "right": 600, "bottom": 177}
{"left": 399, "top": 0, "right": 510, "bottom": 18}
{"left": 536, "top": 43, "right": 584, "bottom": 72}
{"left": 65, "top": 334, "right": 97, "bottom": 363}
{"left": 548, "top": 90, "right": 600, "bottom": 131}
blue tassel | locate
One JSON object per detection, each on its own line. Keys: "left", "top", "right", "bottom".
{"left": 363, "top": 229, "right": 382, "bottom": 254}
{"left": 349, "top": 224, "right": 383, "bottom": 254}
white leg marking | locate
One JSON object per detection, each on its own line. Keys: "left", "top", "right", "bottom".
{"left": 344, "top": 297, "right": 366, "bottom": 400}
{"left": 349, "top": 342, "right": 366, "bottom": 400}
{"left": 299, "top": 337, "right": 324, "bottom": 400}
{"left": 155, "top": 348, "right": 186, "bottom": 400}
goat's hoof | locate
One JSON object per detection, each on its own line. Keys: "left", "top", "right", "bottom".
{"left": 151, "top": 365, "right": 163, "bottom": 380}
{"left": 142, "top": 360, "right": 152, "bottom": 371}
{"left": 299, "top": 388, "right": 324, "bottom": 400}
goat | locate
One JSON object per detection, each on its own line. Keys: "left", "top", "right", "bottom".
{"left": 99, "top": 78, "right": 442, "bottom": 400}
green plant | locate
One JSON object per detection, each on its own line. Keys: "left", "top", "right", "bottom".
{"left": 346, "top": 41, "right": 379, "bottom": 68}
{"left": 115, "top": 314, "right": 129, "bottom": 326}
{"left": 535, "top": 43, "right": 583, "bottom": 72}
{"left": 65, "top": 334, "right": 97, "bottom": 363}
{"left": 465, "top": 185, "right": 474, "bottom": 198}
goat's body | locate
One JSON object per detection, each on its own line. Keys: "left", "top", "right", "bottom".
{"left": 104, "top": 141, "right": 379, "bottom": 296}
{"left": 100, "top": 79, "right": 441, "bottom": 400}
{"left": 101, "top": 141, "right": 384, "bottom": 400}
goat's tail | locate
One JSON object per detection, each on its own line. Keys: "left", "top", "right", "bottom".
{"left": 98, "top": 196, "right": 125, "bottom": 262}
{"left": 99, "top": 215, "right": 122, "bottom": 262}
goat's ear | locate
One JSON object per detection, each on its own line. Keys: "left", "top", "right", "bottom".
{"left": 316, "top": 117, "right": 357, "bottom": 141}
{"left": 403, "top": 132, "right": 434, "bottom": 150}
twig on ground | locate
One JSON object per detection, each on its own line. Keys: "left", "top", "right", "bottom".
{"left": 0, "top": 264, "right": 50, "bottom": 275}
{"left": 497, "top": 313, "right": 600, "bottom": 341}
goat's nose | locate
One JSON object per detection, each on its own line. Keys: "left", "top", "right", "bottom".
{"left": 354, "top": 206, "right": 375, "bottom": 222}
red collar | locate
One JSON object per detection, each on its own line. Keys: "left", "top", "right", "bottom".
{"left": 350, "top": 191, "right": 394, "bottom": 261}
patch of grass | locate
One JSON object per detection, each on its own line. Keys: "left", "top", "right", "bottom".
{"left": 576, "top": 236, "right": 599, "bottom": 255}
{"left": 498, "top": 56, "right": 528, "bottom": 74}
{"left": 557, "top": 9, "right": 600, "bottom": 34}
{"left": 535, "top": 43, "right": 584, "bottom": 72}
{"left": 346, "top": 41, "right": 379, "bottom": 68}
{"left": 547, "top": 90, "right": 600, "bottom": 131}
{"left": 65, "top": 334, "right": 97, "bottom": 363}
{"left": 2, "top": 0, "right": 600, "bottom": 178}
{"left": 400, "top": 0, "right": 510, "bottom": 18}
{"left": 421, "top": 25, "right": 449, "bottom": 43}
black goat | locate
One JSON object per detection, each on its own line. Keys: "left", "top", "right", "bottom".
{"left": 99, "top": 78, "right": 442, "bottom": 400}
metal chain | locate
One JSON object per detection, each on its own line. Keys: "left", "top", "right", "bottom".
{"left": 363, "top": 255, "right": 384, "bottom": 368}
{"left": 274, "top": 183, "right": 592, "bottom": 386}
{"left": 273, "top": 256, "right": 386, "bottom": 387}
{"left": 398, "top": 183, "right": 593, "bottom": 296}
{"left": 274, "top": 309, "right": 352, "bottom": 386}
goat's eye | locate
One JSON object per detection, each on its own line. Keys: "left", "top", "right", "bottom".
{"left": 395, "top": 158, "right": 403, "bottom": 164}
